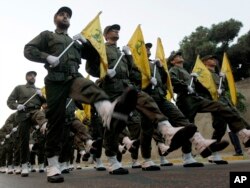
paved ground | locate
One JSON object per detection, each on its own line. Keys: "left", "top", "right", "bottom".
{"left": 1, "top": 159, "right": 250, "bottom": 188}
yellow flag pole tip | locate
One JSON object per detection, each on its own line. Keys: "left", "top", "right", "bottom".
{"left": 98, "top": 11, "right": 102, "bottom": 15}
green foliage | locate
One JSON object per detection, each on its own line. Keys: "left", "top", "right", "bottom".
{"left": 225, "top": 91, "right": 247, "bottom": 113}
{"left": 179, "top": 19, "right": 250, "bottom": 79}
{"left": 209, "top": 19, "right": 243, "bottom": 50}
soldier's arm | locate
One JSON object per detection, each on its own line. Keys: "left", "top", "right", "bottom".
{"left": 7, "top": 86, "right": 20, "bottom": 110}
{"left": 169, "top": 68, "right": 189, "bottom": 94}
{"left": 24, "top": 31, "right": 50, "bottom": 63}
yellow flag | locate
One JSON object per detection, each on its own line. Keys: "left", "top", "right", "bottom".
{"left": 41, "top": 86, "right": 46, "bottom": 98}
{"left": 221, "top": 53, "right": 237, "bottom": 105}
{"left": 155, "top": 38, "right": 174, "bottom": 100}
{"left": 83, "top": 104, "right": 91, "bottom": 120}
{"left": 81, "top": 12, "right": 108, "bottom": 78}
{"left": 192, "top": 56, "right": 218, "bottom": 100}
{"left": 75, "top": 109, "right": 86, "bottom": 123}
{"left": 127, "top": 25, "right": 151, "bottom": 89}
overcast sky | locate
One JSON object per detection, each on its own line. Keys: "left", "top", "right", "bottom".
{"left": 0, "top": 0, "right": 250, "bottom": 128}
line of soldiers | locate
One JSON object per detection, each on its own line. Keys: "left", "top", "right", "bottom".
{"left": 1, "top": 6, "right": 250, "bottom": 184}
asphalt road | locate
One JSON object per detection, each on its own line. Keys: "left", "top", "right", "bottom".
{"left": 1, "top": 160, "right": 250, "bottom": 188}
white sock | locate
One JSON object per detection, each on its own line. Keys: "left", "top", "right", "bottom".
{"left": 183, "top": 153, "right": 197, "bottom": 164}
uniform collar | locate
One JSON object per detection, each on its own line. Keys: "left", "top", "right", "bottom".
{"left": 25, "top": 83, "right": 36, "bottom": 88}
{"left": 55, "top": 29, "right": 68, "bottom": 35}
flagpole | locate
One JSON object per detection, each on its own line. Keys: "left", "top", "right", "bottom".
{"left": 23, "top": 93, "right": 37, "bottom": 106}
{"left": 58, "top": 41, "right": 75, "bottom": 59}
{"left": 218, "top": 72, "right": 225, "bottom": 95}
{"left": 152, "top": 63, "right": 157, "bottom": 89}
{"left": 113, "top": 52, "right": 125, "bottom": 70}
{"left": 66, "top": 98, "right": 73, "bottom": 109}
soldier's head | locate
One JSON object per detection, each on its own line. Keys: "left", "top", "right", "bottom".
{"left": 201, "top": 55, "right": 218, "bottom": 71}
{"left": 145, "top": 43, "right": 152, "bottom": 58}
{"left": 103, "top": 24, "right": 120, "bottom": 43}
{"left": 25, "top": 71, "right": 37, "bottom": 84}
{"left": 54, "top": 7, "right": 72, "bottom": 30}
{"left": 168, "top": 51, "right": 183, "bottom": 67}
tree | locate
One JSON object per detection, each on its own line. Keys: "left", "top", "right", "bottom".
{"left": 209, "top": 19, "right": 243, "bottom": 51}
{"left": 227, "top": 31, "right": 250, "bottom": 80}
{"left": 179, "top": 19, "right": 243, "bottom": 73}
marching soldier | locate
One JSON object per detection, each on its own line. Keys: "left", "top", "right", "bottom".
{"left": 7, "top": 71, "right": 47, "bottom": 177}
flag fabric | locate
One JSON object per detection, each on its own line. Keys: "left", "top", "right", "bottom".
{"left": 41, "top": 86, "right": 46, "bottom": 98}
{"left": 221, "top": 53, "right": 237, "bottom": 105}
{"left": 127, "top": 25, "right": 151, "bottom": 89}
{"left": 75, "top": 109, "right": 86, "bottom": 123}
{"left": 192, "top": 56, "right": 218, "bottom": 100}
{"left": 155, "top": 37, "right": 174, "bottom": 100}
{"left": 81, "top": 12, "right": 108, "bottom": 78}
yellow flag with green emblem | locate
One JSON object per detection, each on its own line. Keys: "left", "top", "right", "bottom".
{"left": 127, "top": 25, "right": 151, "bottom": 89}
{"left": 81, "top": 12, "right": 108, "bottom": 78}
{"left": 221, "top": 53, "right": 237, "bottom": 105}
{"left": 155, "top": 37, "right": 174, "bottom": 100}
{"left": 192, "top": 56, "right": 218, "bottom": 100}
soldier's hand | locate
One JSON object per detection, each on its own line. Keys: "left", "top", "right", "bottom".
{"left": 73, "top": 33, "right": 87, "bottom": 43}
{"left": 1, "top": 141, "right": 4, "bottom": 145}
{"left": 36, "top": 89, "right": 42, "bottom": 97}
{"left": 122, "top": 46, "right": 131, "bottom": 55}
{"left": 150, "top": 77, "right": 157, "bottom": 86}
{"left": 12, "top": 127, "right": 17, "bottom": 132}
{"left": 190, "top": 72, "right": 199, "bottom": 78}
{"left": 46, "top": 55, "right": 60, "bottom": 68}
{"left": 40, "top": 122, "right": 47, "bottom": 134}
{"left": 107, "top": 69, "right": 116, "bottom": 78}
{"left": 219, "top": 72, "right": 225, "bottom": 78}
{"left": 187, "top": 85, "right": 195, "bottom": 94}
{"left": 17, "top": 104, "right": 26, "bottom": 111}
{"left": 5, "top": 134, "right": 10, "bottom": 139}
{"left": 154, "top": 59, "right": 162, "bottom": 67}
{"left": 217, "top": 88, "right": 223, "bottom": 95}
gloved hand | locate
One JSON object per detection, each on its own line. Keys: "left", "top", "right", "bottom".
{"left": 36, "top": 89, "right": 42, "bottom": 97}
{"left": 35, "top": 125, "right": 40, "bottom": 130}
{"left": 5, "top": 134, "right": 10, "bottom": 139}
{"left": 12, "top": 127, "right": 17, "bottom": 132}
{"left": 150, "top": 77, "right": 157, "bottom": 86}
{"left": 1, "top": 141, "right": 4, "bottom": 145}
{"left": 107, "top": 69, "right": 116, "bottom": 78}
{"left": 46, "top": 55, "right": 60, "bottom": 68}
{"left": 219, "top": 72, "right": 225, "bottom": 78}
{"left": 217, "top": 88, "right": 223, "bottom": 95}
{"left": 73, "top": 33, "right": 87, "bottom": 43}
{"left": 190, "top": 72, "right": 199, "bottom": 78}
{"left": 17, "top": 104, "right": 26, "bottom": 111}
{"left": 40, "top": 122, "right": 47, "bottom": 134}
{"left": 122, "top": 46, "right": 131, "bottom": 55}
{"left": 187, "top": 85, "right": 195, "bottom": 94}
{"left": 79, "top": 150, "right": 86, "bottom": 156}
{"left": 154, "top": 59, "right": 162, "bottom": 67}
